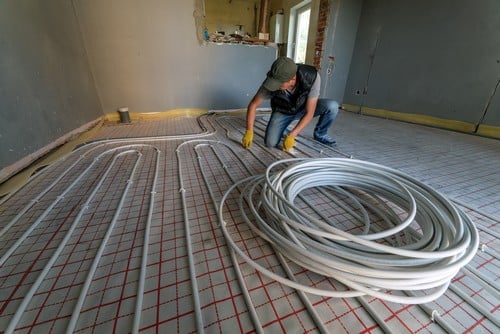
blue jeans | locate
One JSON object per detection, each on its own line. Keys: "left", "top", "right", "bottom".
{"left": 264, "top": 99, "right": 339, "bottom": 147}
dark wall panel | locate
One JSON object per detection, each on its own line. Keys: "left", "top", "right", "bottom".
{"left": 344, "top": 0, "right": 500, "bottom": 126}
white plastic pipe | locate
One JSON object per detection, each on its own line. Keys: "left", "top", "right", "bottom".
{"left": 218, "top": 158, "right": 479, "bottom": 304}
{"left": 6, "top": 149, "right": 142, "bottom": 334}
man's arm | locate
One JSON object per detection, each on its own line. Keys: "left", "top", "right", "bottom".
{"left": 246, "top": 93, "right": 265, "bottom": 131}
{"left": 289, "top": 73, "right": 320, "bottom": 137}
{"left": 289, "top": 96, "right": 318, "bottom": 137}
{"left": 242, "top": 91, "right": 266, "bottom": 149}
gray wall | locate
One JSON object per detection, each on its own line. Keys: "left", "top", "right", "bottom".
{"left": 1, "top": 0, "right": 358, "bottom": 176}
{"left": 344, "top": 0, "right": 500, "bottom": 126}
{"left": 320, "top": 0, "right": 364, "bottom": 103}
{"left": 0, "top": 0, "right": 102, "bottom": 173}
{"left": 0, "top": 0, "right": 278, "bottom": 175}
{"left": 72, "top": 0, "right": 277, "bottom": 113}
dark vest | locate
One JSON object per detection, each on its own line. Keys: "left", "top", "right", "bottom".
{"left": 270, "top": 64, "right": 317, "bottom": 115}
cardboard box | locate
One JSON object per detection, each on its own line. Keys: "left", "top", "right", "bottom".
{"left": 258, "top": 33, "right": 270, "bottom": 41}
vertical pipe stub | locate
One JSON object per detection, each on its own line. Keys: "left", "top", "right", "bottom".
{"left": 118, "top": 107, "right": 131, "bottom": 123}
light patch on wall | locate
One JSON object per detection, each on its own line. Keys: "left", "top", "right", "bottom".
{"left": 194, "top": 0, "right": 207, "bottom": 45}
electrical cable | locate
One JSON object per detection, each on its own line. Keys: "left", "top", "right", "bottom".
{"left": 218, "top": 158, "right": 479, "bottom": 304}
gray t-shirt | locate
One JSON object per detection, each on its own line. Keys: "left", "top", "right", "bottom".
{"left": 257, "top": 73, "right": 321, "bottom": 99}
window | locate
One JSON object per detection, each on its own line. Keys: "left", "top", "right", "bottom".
{"left": 288, "top": 1, "right": 312, "bottom": 63}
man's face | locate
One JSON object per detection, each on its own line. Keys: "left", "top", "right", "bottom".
{"left": 279, "top": 76, "right": 297, "bottom": 91}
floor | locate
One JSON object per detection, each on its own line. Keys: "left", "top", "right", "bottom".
{"left": 0, "top": 110, "right": 498, "bottom": 333}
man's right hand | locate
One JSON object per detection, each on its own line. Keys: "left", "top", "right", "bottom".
{"left": 283, "top": 134, "right": 295, "bottom": 151}
{"left": 242, "top": 130, "right": 253, "bottom": 149}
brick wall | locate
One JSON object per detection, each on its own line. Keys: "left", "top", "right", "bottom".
{"left": 313, "top": 0, "right": 330, "bottom": 69}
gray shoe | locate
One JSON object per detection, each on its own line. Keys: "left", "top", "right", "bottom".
{"left": 314, "top": 135, "right": 336, "bottom": 145}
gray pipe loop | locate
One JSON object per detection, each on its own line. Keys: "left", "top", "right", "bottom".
{"left": 219, "top": 158, "right": 479, "bottom": 304}
{"left": 263, "top": 158, "right": 474, "bottom": 257}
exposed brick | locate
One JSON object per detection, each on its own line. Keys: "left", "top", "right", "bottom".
{"left": 313, "top": 0, "right": 330, "bottom": 68}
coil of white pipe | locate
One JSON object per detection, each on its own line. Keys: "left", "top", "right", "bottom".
{"left": 218, "top": 158, "right": 479, "bottom": 304}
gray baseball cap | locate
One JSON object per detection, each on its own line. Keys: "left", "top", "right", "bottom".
{"left": 262, "top": 57, "right": 298, "bottom": 91}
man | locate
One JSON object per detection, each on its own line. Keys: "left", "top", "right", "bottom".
{"left": 242, "top": 56, "right": 339, "bottom": 151}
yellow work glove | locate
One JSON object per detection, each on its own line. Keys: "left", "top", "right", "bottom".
{"left": 283, "top": 135, "right": 295, "bottom": 151}
{"left": 242, "top": 130, "right": 253, "bottom": 149}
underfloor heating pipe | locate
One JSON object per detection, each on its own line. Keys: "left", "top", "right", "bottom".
{"left": 177, "top": 140, "right": 206, "bottom": 334}
{"left": 203, "top": 142, "right": 330, "bottom": 333}
{"left": 200, "top": 128, "right": 467, "bottom": 332}
{"left": 0, "top": 113, "right": 215, "bottom": 206}
{"left": 194, "top": 142, "right": 264, "bottom": 334}
{"left": 0, "top": 145, "right": 144, "bottom": 268}
{"left": 206, "top": 143, "right": 337, "bottom": 333}
{"left": 219, "top": 158, "right": 479, "bottom": 304}
{"left": 0, "top": 114, "right": 490, "bottom": 332}
{"left": 1, "top": 117, "right": 218, "bottom": 333}
{"left": 5, "top": 149, "right": 143, "bottom": 333}
{"left": 212, "top": 116, "right": 443, "bottom": 331}
{"left": 132, "top": 147, "right": 161, "bottom": 333}
{"left": 64, "top": 148, "right": 150, "bottom": 333}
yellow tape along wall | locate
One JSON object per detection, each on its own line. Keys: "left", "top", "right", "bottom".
{"left": 0, "top": 118, "right": 104, "bottom": 197}
{"left": 0, "top": 109, "right": 209, "bottom": 198}
{"left": 104, "top": 108, "right": 208, "bottom": 122}
{"left": 342, "top": 104, "right": 500, "bottom": 140}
